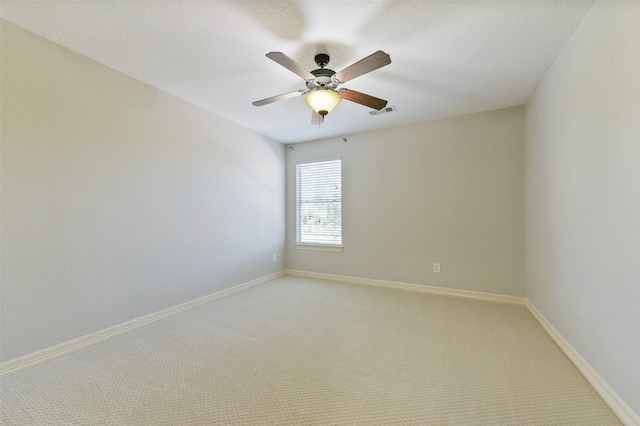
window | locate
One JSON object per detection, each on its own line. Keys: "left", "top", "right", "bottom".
{"left": 296, "top": 159, "right": 342, "bottom": 247}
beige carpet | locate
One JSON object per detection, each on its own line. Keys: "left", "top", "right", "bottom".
{"left": 0, "top": 276, "right": 620, "bottom": 425}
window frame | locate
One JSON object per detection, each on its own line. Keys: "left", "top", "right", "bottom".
{"left": 295, "top": 158, "right": 343, "bottom": 252}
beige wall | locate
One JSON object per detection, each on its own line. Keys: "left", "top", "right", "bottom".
{"left": 287, "top": 107, "right": 525, "bottom": 297}
{"left": 525, "top": 1, "right": 640, "bottom": 416}
{"left": 0, "top": 21, "right": 286, "bottom": 362}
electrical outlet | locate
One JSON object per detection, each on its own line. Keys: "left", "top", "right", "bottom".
{"left": 272, "top": 254, "right": 277, "bottom": 263}
{"left": 433, "top": 263, "right": 441, "bottom": 273}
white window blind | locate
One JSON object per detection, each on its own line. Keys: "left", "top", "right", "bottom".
{"left": 296, "top": 159, "right": 342, "bottom": 245}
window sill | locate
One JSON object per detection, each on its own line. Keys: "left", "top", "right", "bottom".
{"left": 295, "top": 244, "right": 343, "bottom": 253}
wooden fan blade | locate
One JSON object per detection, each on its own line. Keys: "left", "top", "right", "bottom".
{"left": 335, "top": 51, "right": 391, "bottom": 83}
{"left": 266, "top": 52, "right": 315, "bottom": 80}
{"left": 340, "top": 89, "right": 388, "bottom": 110}
{"left": 252, "top": 90, "right": 306, "bottom": 106}
{"left": 311, "top": 110, "right": 324, "bottom": 125}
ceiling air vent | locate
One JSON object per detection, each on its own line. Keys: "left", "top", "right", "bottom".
{"left": 369, "top": 105, "right": 397, "bottom": 116}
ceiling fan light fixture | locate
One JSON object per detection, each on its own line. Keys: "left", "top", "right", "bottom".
{"left": 305, "top": 89, "right": 342, "bottom": 116}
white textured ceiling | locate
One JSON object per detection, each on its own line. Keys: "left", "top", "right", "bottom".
{"left": 1, "top": 1, "right": 593, "bottom": 143}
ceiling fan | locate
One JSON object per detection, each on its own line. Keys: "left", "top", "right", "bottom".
{"left": 252, "top": 50, "right": 391, "bottom": 124}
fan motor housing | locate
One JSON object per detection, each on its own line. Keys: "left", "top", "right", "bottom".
{"left": 311, "top": 68, "right": 334, "bottom": 77}
{"left": 305, "top": 53, "right": 339, "bottom": 90}
{"left": 307, "top": 68, "right": 338, "bottom": 90}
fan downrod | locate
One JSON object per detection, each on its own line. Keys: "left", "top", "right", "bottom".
{"left": 314, "top": 53, "right": 330, "bottom": 69}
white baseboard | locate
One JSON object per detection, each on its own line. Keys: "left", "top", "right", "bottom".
{"left": 526, "top": 301, "right": 639, "bottom": 426}
{"left": 0, "top": 270, "right": 285, "bottom": 379}
{"left": 285, "top": 269, "right": 526, "bottom": 305}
